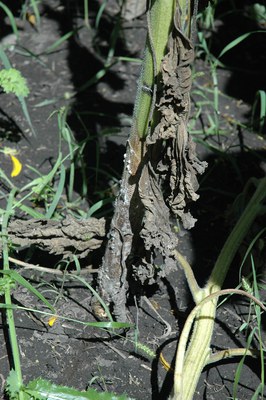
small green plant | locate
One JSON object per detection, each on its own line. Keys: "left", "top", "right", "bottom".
{"left": 6, "top": 374, "right": 134, "bottom": 400}
{"left": 245, "top": 3, "right": 266, "bottom": 27}
{"left": 194, "top": 5, "right": 266, "bottom": 145}
{"left": 197, "top": 0, "right": 218, "bottom": 31}
{"left": 195, "top": 30, "right": 257, "bottom": 142}
{"left": 0, "top": 107, "right": 91, "bottom": 220}
{"left": 1, "top": 187, "right": 133, "bottom": 399}
{"left": 0, "top": 68, "right": 29, "bottom": 97}
{"left": 0, "top": 46, "right": 35, "bottom": 135}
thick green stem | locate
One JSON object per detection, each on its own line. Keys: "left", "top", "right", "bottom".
{"left": 172, "top": 177, "right": 266, "bottom": 400}
{"left": 173, "top": 292, "right": 217, "bottom": 399}
{"left": 173, "top": 288, "right": 266, "bottom": 399}
{"left": 133, "top": 0, "right": 175, "bottom": 139}
{"left": 208, "top": 177, "right": 266, "bottom": 290}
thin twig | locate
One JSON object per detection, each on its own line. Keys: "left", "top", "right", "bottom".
{"left": 93, "top": 334, "right": 127, "bottom": 360}
{"left": 8, "top": 256, "right": 98, "bottom": 275}
{"left": 142, "top": 295, "right": 172, "bottom": 339}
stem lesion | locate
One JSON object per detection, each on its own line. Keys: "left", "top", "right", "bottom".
{"left": 97, "top": 0, "right": 176, "bottom": 321}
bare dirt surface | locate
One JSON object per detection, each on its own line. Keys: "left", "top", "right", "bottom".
{"left": 0, "top": 1, "right": 266, "bottom": 399}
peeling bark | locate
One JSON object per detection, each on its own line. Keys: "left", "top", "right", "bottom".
{"left": 97, "top": 4, "right": 207, "bottom": 321}
{"left": 1, "top": 216, "right": 105, "bottom": 260}
{"left": 145, "top": 11, "right": 207, "bottom": 230}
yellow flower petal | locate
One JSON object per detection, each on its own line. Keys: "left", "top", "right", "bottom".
{"left": 10, "top": 155, "right": 22, "bottom": 177}
{"left": 48, "top": 316, "right": 58, "bottom": 327}
{"left": 26, "top": 12, "right": 36, "bottom": 27}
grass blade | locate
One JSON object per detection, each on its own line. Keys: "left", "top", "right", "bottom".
{"left": 218, "top": 31, "right": 266, "bottom": 59}
{"left": 16, "top": 203, "right": 44, "bottom": 218}
{"left": 87, "top": 198, "right": 114, "bottom": 217}
{"left": 0, "top": 44, "right": 12, "bottom": 68}
{"left": 45, "top": 164, "right": 66, "bottom": 219}
{"left": 83, "top": 0, "right": 90, "bottom": 28}
{"left": 18, "top": 95, "right": 36, "bottom": 136}
{"left": 77, "top": 61, "right": 117, "bottom": 93}
{"left": 41, "top": 28, "right": 82, "bottom": 55}
{"left": 68, "top": 274, "right": 115, "bottom": 324}
{"left": 0, "top": 46, "right": 36, "bottom": 136}
{"left": 0, "top": 2, "right": 18, "bottom": 38}
{"left": 20, "top": 153, "right": 62, "bottom": 193}
{"left": 1, "top": 270, "right": 55, "bottom": 313}
{"left": 252, "top": 90, "right": 266, "bottom": 134}
{"left": 95, "top": 0, "right": 108, "bottom": 30}
{"left": 0, "top": 303, "right": 132, "bottom": 331}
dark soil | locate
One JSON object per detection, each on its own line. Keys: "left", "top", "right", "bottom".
{"left": 0, "top": 1, "right": 266, "bottom": 399}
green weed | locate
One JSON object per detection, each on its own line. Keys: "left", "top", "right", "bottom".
{"left": 252, "top": 89, "right": 266, "bottom": 134}
{"left": 0, "top": 2, "right": 19, "bottom": 38}
{"left": 0, "top": 48, "right": 35, "bottom": 136}
{"left": 1, "top": 194, "right": 132, "bottom": 399}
